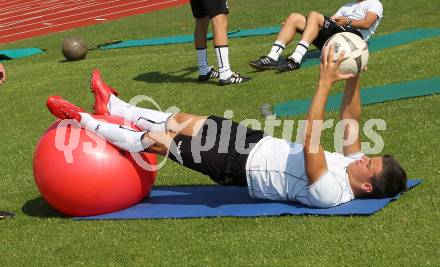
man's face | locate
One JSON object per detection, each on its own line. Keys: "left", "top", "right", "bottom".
{"left": 348, "top": 155, "right": 383, "bottom": 183}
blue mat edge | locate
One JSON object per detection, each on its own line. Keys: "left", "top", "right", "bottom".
{"left": 75, "top": 179, "right": 421, "bottom": 220}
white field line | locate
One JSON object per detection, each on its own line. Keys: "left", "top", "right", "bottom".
{"left": 0, "top": 0, "right": 64, "bottom": 14}
{"left": 0, "top": 0, "right": 178, "bottom": 40}
{"left": 0, "top": 0, "right": 96, "bottom": 21}
{"left": 0, "top": 0, "right": 43, "bottom": 9}
{"left": 0, "top": 0, "right": 98, "bottom": 25}
{"left": 0, "top": 0, "right": 161, "bottom": 29}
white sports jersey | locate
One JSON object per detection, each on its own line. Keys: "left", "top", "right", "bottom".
{"left": 334, "top": 0, "right": 383, "bottom": 41}
{"left": 245, "top": 136, "right": 362, "bottom": 208}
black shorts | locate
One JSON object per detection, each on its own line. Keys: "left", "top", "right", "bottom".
{"left": 168, "top": 116, "right": 265, "bottom": 186}
{"left": 190, "top": 0, "right": 229, "bottom": 18}
{"left": 300, "top": 16, "right": 363, "bottom": 50}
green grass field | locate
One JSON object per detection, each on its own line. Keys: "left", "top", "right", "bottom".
{"left": 1, "top": 0, "right": 440, "bottom": 265}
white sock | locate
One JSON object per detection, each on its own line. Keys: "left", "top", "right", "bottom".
{"left": 267, "top": 40, "right": 285, "bottom": 61}
{"left": 196, "top": 47, "right": 210, "bottom": 75}
{"left": 290, "top": 40, "right": 310, "bottom": 63}
{"left": 215, "top": 45, "right": 233, "bottom": 79}
{"left": 108, "top": 95, "right": 173, "bottom": 132}
{"left": 79, "top": 113, "right": 153, "bottom": 152}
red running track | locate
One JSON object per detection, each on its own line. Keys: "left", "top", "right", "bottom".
{"left": 0, "top": 0, "right": 189, "bottom": 44}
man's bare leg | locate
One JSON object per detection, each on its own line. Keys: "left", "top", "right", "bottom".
{"left": 142, "top": 131, "right": 177, "bottom": 156}
{"left": 167, "top": 112, "right": 208, "bottom": 136}
{"left": 106, "top": 94, "right": 209, "bottom": 135}
{"left": 267, "top": 13, "right": 307, "bottom": 61}
{"left": 290, "top": 11, "right": 325, "bottom": 64}
{"left": 250, "top": 13, "right": 306, "bottom": 69}
{"left": 211, "top": 14, "right": 233, "bottom": 80}
{"left": 211, "top": 14, "right": 228, "bottom": 46}
{"left": 275, "top": 13, "right": 307, "bottom": 48}
{"left": 299, "top": 11, "right": 325, "bottom": 44}
{"left": 142, "top": 122, "right": 220, "bottom": 178}
{"left": 208, "top": 13, "right": 250, "bottom": 85}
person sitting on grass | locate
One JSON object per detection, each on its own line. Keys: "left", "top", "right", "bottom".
{"left": 46, "top": 46, "right": 406, "bottom": 208}
{"left": 250, "top": 0, "right": 383, "bottom": 72}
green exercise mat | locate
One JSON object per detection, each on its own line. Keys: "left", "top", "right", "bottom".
{"left": 274, "top": 77, "right": 440, "bottom": 117}
{"left": 100, "top": 33, "right": 212, "bottom": 49}
{"left": 99, "top": 27, "right": 440, "bottom": 51}
{"left": 100, "top": 27, "right": 281, "bottom": 49}
{"left": 0, "top": 48, "right": 44, "bottom": 61}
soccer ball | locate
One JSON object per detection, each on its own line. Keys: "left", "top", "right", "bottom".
{"left": 323, "top": 32, "right": 369, "bottom": 75}
{"left": 61, "top": 36, "right": 88, "bottom": 61}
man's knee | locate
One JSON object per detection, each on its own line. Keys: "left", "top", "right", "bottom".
{"left": 286, "top": 12, "right": 306, "bottom": 25}
{"left": 307, "top": 11, "right": 324, "bottom": 26}
{"left": 284, "top": 12, "right": 306, "bottom": 31}
{"left": 195, "top": 17, "right": 209, "bottom": 29}
{"left": 195, "top": 16, "right": 209, "bottom": 24}
{"left": 211, "top": 14, "right": 228, "bottom": 28}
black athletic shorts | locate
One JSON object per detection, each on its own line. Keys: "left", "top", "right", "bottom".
{"left": 168, "top": 116, "right": 265, "bottom": 186}
{"left": 299, "top": 16, "right": 363, "bottom": 50}
{"left": 190, "top": 0, "right": 229, "bottom": 18}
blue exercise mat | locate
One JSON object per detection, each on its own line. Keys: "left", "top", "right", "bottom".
{"left": 274, "top": 77, "right": 440, "bottom": 117}
{"left": 76, "top": 179, "right": 420, "bottom": 220}
{"left": 0, "top": 48, "right": 44, "bottom": 61}
{"left": 99, "top": 27, "right": 440, "bottom": 50}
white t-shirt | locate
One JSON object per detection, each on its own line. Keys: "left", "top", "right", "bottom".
{"left": 245, "top": 136, "right": 362, "bottom": 208}
{"left": 334, "top": 0, "right": 383, "bottom": 40}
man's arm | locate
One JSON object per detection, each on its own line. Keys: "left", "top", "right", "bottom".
{"left": 330, "top": 6, "right": 344, "bottom": 20}
{"left": 340, "top": 76, "right": 362, "bottom": 156}
{"left": 303, "top": 46, "right": 354, "bottom": 185}
{"left": 333, "top": 12, "right": 379, "bottom": 29}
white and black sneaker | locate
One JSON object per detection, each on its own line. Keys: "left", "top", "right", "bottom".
{"left": 198, "top": 67, "right": 220, "bottom": 82}
{"left": 249, "top": 56, "right": 279, "bottom": 70}
{"left": 275, "top": 57, "right": 301, "bottom": 72}
{"left": 219, "top": 72, "right": 251, "bottom": 86}
{"left": 0, "top": 211, "right": 15, "bottom": 220}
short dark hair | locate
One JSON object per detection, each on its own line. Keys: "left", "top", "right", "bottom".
{"left": 364, "top": 155, "right": 408, "bottom": 199}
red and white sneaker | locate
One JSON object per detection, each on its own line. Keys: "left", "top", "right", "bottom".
{"left": 90, "top": 69, "right": 119, "bottom": 115}
{"left": 46, "top": 96, "right": 83, "bottom": 122}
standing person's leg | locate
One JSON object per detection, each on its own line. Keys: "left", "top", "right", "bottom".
{"left": 194, "top": 17, "right": 220, "bottom": 81}
{"left": 194, "top": 17, "right": 210, "bottom": 75}
{"left": 207, "top": 0, "right": 251, "bottom": 85}
{"left": 250, "top": 13, "right": 306, "bottom": 70}
{"left": 191, "top": 0, "right": 219, "bottom": 82}
{"left": 211, "top": 14, "right": 232, "bottom": 79}
{"left": 194, "top": 17, "right": 209, "bottom": 51}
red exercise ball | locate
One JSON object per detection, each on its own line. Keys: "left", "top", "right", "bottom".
{"left": 33, "top": 115, "right": 157, "bottom": 217}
